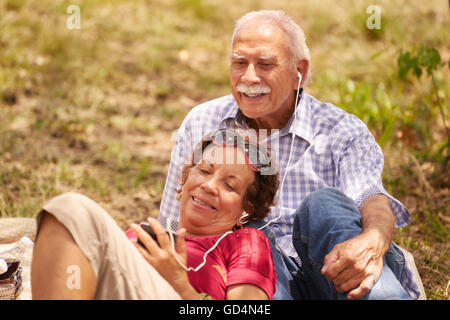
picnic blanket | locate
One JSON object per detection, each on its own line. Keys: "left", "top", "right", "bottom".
{"left": 0, "top": 217, "right": 426, "bottom": 300}
{"left": 0, "top": 217, "right": 36, "bottom": 300}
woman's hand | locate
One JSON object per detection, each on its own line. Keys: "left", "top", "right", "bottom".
{"left": 131, "top": 218, "right": 199, "bottom": 299}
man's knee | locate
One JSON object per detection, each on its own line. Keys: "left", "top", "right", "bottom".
{"left": 297, "top": 187, "right": 360, "bottom": 222}
{"left": 294, "top": 187, "right": 362, "bottom": 249}
{"left": 300, "top": 187, "right": 355, "bottom": 214}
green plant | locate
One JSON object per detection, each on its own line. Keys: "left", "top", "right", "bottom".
{"left": 398, "top": 46, "right": 449, "bottom": 150}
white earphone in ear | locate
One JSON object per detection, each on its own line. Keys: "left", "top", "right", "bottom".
{"left": 239, "top": 212, "right": 249, "bottom": 225}
{"left": 297, "top": 72, "right": 302, "bottom": 86}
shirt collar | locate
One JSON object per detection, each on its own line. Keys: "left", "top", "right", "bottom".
{"left": 218, "top": 98, "right": 249, "bottom": 130}
{"left": 284, "top": 89, "right": 314, "bottom": 144}
{"left": 219, "top": 89, "right": 314, "bottom": 144}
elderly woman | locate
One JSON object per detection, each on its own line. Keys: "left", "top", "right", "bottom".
{"left": 31, "top": 129, "right": 279, "bottom": 300}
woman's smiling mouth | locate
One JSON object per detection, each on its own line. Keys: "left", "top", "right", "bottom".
{"left": 192, "top": 196, "right": 217, "bottom": 210}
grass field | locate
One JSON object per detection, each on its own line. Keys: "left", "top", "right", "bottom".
{"left": 0, "top": 0, "right": 448, "bottom": 299}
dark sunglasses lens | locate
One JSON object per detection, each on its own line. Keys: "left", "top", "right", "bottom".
{"left": 246, "top": 143, "right": 270, "bottom": 168}
{"left": 258, "top": 149, "right": 270, "bottom": 167}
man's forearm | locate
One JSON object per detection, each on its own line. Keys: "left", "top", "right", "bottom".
{"left": 359, "top": 193, "right": 395, "bottom": 255}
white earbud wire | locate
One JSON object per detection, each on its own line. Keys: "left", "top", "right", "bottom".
{"left": 257, "top": 72, "right": 302, "bottom": 231}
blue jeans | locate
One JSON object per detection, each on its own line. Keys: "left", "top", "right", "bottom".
{"left": 254, "top": 187, "right": 411, "bottom": 300}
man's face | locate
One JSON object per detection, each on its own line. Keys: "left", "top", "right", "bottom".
{"left": 230, "top": 22, "right": 298, "bottom": 129}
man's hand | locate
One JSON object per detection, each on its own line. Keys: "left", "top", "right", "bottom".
{"left": 321, "top": 231, "right": 384, "bottom": 299}
{"left": 321, "top": 193, "right": 395, "bottom": 300}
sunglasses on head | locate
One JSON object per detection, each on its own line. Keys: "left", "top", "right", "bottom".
{"left": 195, "top": 129, "right": 272, "bottom": 174}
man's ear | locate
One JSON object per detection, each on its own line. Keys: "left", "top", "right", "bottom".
{"left": 293, "top": 59, "right": 309, "bottom": 90}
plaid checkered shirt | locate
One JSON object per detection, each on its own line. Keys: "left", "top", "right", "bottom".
{"left": 158, "top": 90, "right": 419, "bottom": 298}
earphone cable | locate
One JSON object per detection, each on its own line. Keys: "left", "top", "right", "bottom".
{"left": 257, "top": 74, "right": 302, "bottom": 231}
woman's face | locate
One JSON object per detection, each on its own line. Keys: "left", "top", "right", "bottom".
{"left": 179, "top": 145, "right": 255, "bottom": 236}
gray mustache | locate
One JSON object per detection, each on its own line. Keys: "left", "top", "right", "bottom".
{"left": 237, "top": 83, "right": 271, "bottom": 95}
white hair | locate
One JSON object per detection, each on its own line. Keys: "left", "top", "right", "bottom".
{"left": 231, "top": 10, "right": 311, "bottom": 82}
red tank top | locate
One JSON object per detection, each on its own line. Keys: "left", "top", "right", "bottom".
{"left": 185, "top": 227, "right": 276, "bottom": 300}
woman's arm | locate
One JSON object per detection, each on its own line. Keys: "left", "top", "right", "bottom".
{"left": 131, "top": 218, "right": 199, "bottom": 300}
{"left": 226, "top": 284, "right": 269, "bottom": 300}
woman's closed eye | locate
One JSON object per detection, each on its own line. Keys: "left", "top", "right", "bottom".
{"left": 225, "top": 177, "right": 244, "bottom": 194}
{"left": 225, "top": 182, "right": 236, "bottom": 192}
{"left": 197, "top": 164, "right": 213, "bottom": 174}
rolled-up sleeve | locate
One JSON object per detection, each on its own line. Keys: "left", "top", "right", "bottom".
{"left": 335, "top": 123, "right": 411, "bottom": 228}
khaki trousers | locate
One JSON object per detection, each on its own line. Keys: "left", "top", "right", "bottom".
{"left": 37, "top": 192, "right": 181, "bottom": 300}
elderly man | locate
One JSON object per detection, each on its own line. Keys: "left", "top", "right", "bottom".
{"left": 158, "top": 10, "right": 420, "bottom": 300}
